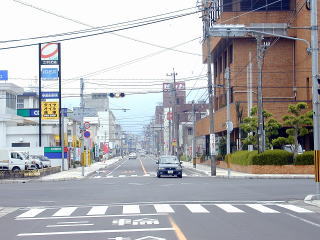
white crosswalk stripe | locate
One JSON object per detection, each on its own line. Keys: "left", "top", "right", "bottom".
{"left": 246, "top": 204, "right": 279, "bottom": 213}
{"left": 277, "top": 204, "right": 313, "bottom": 213}
{"left": 86, "top": 206, "right": 108, "bottom": 215}
{"left": 13, "top": 203, "right": 314, "bottom": 219}
{"left": 122, "top": 205, "right": 140, "bottom": 214}
{"left": 53, "top": 207, "right": 77, "bottom": 217}
{"left": 185, "top": 204, "right": 209, "bottom": 213}
{"left": 154, "top": 204, "right": 175, "bottom": 213}
{"left": 215, "top": 204, "right": 244, "bottom": 213}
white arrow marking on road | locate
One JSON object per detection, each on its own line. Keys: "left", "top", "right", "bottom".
{"left": 246, "top": 204, "right": 279, "bottom": 213}
{"left": 17, "top": 209, "right": 46, "bottom": 218}
{"left": 87, "top": 206, "right": 108, "bottom": 215}
{"left": 215, "top": 204, "right": 244, "bottom": 213}
{"left": 277, "top": 204, "right": 313, "bottom": 213}
{"left": 132, "top": 218, "right": 160, "bottom": 225}
{"left": 153, "top": 204, "right": 174, "bottom": 213}
{"left": 135, "top": 236, "right": 166, "bottom": 240}
{"left": 53, "top": 207, "right": 77, "bottom": 217}
{"left": 123, "top": 205, "right": 140, "bottom": 214}
{"left": 185, "top": 204, "right": 209, "bottom": 213}
{"left": 112, "top": 219, "right": 132, "bottom": 226}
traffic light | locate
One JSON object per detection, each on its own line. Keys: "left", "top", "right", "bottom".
{"left": 109, "top": 93, "right": 125, "bottom": 98}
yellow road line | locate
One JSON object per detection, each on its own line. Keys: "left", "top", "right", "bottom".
{"left": 139, "top": 158, "right": 147, "bottom": 175}
{"left": 168, "top": 215, "right": 188, "bottom": 240}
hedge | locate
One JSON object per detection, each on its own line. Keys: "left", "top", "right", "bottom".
{"left": 226, "top": 150, "right": 294, "bottom": 166}
{"left": 294, "top": 151, "right": 314, "bottom": 165}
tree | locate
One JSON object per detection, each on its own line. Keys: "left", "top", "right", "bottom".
{"left": 273, "top": 102, "right": 313, "bottom": 157}
{"left": 240, "top": 107, "right": 281, "bottom": 150}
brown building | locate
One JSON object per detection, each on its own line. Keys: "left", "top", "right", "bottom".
{"left": 197, "top": 0, "right": 317, "bottom": 151}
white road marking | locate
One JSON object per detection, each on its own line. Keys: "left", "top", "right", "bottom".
{"left": 46, "top": 223, "right": 94, "bottom": 227}
{"left": 154, "top": 204, "right": 175, "bottom": 213}
{"left": 185, "top": 204, "right": 209, "bottom": 213}
{"left": 119, "top": 175, "right": 126, "bottom": 178}
{"left": 106, "top": 176, "right": 114, "bottom": 178}
{"left": 123, "top": 205, "right": 140, "bottom": 214}
{"left": 286, "top": 213, "right": 320, "bottom": 228}
{"left": 57, "top": 221, "right": 89, "bottom": 224}
{"left": 277, "top": 204, "right": 313, "bottom": 213}
{"left": 215, "top": 204, "right": 244, "bottom": 213}
{"left": 87, "top": 206, "right": 108, "bottom": 215}
{"left": 17, "top": 208, "right": 46, "bottom": 218}
{"left": 131, "top": 175, "right": 138, "bottom": 177}
{"left": 106, "top": 159, "right": 128, "bottom": 176}
{"left": 246, "top": 204, "right": 279, "bottom": 213}
{"left": 0, "top": 207, "right": 18, "bottom": 218}
{"left": 93, "top": 176, "right": 101, "bottom": 179}
{"left": 17, "top": 227, "right": 174, "bottom": 237}
{"left": 53, "top": 207, "right": 77, "bottom": 217}
{"left": 144, "top": 174, "right": 151, "bottom": 176}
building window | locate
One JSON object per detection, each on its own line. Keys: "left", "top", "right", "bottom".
{"left": 224, "top": 51, "right": 228, "bottom": 70}
{"left": 214, "top": 61, "right": 218, "bottom": 77}
{"left": 240, "top": 0, "right": 290, "bottom": 11}
{"left": 17, "top": 97, "right": 24, "bottom": 109}
{"left": 188, "top": 128, "right": 193, "bottom": 136}
{"left": 228, "top": 45, "right": 233, "bottom": 64}
{"left": 6, "top": 92, "right": 16, "bottom": 109}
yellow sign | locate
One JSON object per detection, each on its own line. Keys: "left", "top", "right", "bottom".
{"left": 41, "top": 101, "right": 59, "bottom": 120}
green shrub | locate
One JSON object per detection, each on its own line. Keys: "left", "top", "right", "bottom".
{"left": 227, "top": 150, "right": 257, "bottom": 165}
{"left": 251, "top": 150, "right": 293, "bottom": 165}
{"left": 294, "top": 151, "right": 314, "bottom": 165}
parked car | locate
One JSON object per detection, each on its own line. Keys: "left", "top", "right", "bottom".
{"left": 128, "top": 152, "right": 137, "bottom": 159}
{"left": 0, "top": 149, "right": 28, "bottom": 171}
{"left": 156, "top": 155, "right": 182, "bottom": 178}
{"left": 30, "top": 155, "right": 51, "bottom": 168}
{"left": 282, "top": 144, "right": 304, "bottom": 154}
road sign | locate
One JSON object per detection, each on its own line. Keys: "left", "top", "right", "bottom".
{"left": 41, "top": 101, "right": 59, "bottom": 120}
{"left": 84, "top": 131, "right": 91, "bottom": 138}
{"left": 226, "top": 121, "right": 234, "bottom": 132}
{"left": 40, "top": 43, "right": 59, "bottom": 65}
{"left": 41, "top": 92, "right": 60, "bottom": 99}
{"left": 41, "top": 68, "right": 59, "bottom": 80}
{"left": 84, "top": 122, "right": 90, "bottom": 129}
{"left": 210, "top": 134, "right": 217, "bottom": 156}
{"left": 0, "top": 70, "right": 8, "bottom": 80}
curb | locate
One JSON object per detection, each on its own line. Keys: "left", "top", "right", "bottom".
{"left": 304, "top": 194, "right": 320, "bottom": 208}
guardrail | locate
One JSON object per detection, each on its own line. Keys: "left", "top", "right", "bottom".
{"left": 0, "top": 167, "right": 61, "bottom": 179}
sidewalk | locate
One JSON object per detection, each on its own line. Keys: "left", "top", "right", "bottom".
{"left": 35, "top": 157, "right": 123, "bottom": 182}
{"left": 183, "top": 161, "right": 315, "bottom": 179}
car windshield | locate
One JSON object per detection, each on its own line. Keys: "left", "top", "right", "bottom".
{"left": 159, "top": 156, "right": 179, "bottom": 164}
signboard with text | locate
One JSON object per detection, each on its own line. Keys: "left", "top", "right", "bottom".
{"left": 41, "top": 101, "right": 59, "bottom": 120}
{"left": 41, "top": 92, "right": 60, "bottom": 99}
{"left": 40, "top": 43, "right": 59, "bottom": 65}
{"left": 41, "top": 68, "right": 59, "bottom": 80}
{"left": 0, "top": 70, "right": 8, "bottom": 80}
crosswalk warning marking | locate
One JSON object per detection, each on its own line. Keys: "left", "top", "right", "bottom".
{"left": 87, "top": 206, "right": 108, "bottom": 215}
{"left": 123, "top": 205, "right": 140, "bottom": 214}
{"left": 277, "top": 204, "right": 313, "bottom": 213}
{"left": 106, "top": 176, "right": 114, "bottom": 178}
{"left": 246, "top": 204, "right": 279, "bottom": 213}
{"left": 53, "top": 207, "right": 77, "bottom": 217}
{"left": 215, "top": 204, "right": 244, "bottom": 213}
{"left": 185, "top": 204, "right": 209, "bottom": 213}
{"left": 154, "top": 204, "right": 175, "bottom": 213}
{"left": 119, "top": 175, "right": 126, "bottom": 178}
{"left": 17, "top": 209, "right": 46, "bottom": 218}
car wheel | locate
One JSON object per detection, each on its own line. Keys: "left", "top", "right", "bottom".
{"left": 36, "top": 164, "right": 40, "bottom": 169}
{"left": 12, "top": 167, "right": 20, "bottom": 172}
{"left": 157, "top": 173, "right": 161, "bottom": 178}
{"left": 178, "top": 174, "right": 182, "bottom": 178}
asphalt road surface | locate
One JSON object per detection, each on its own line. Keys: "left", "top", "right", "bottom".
{"left": 0, "top": 155, "right": 319, "bottom": 240}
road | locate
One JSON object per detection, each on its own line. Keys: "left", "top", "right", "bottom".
{"left": 0, "top": 155, "right": 319, "bottom": 240}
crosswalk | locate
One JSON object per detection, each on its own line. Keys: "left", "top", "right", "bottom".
{"left": 91, "top": 172, "right": 196, "bottom": 179}
{"left": 13, "top": 203, "right": 315, "bottom": 219}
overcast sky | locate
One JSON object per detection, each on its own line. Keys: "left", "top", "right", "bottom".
{"left": 0, "top": 0, "right": 207, "bottom": 134}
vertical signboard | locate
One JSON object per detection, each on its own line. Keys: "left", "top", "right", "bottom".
{"left": 0, "top": 70, "right": 8, "bottom": 81}
{"left": 41, "top": 102, "right": 59, "bottom": 120}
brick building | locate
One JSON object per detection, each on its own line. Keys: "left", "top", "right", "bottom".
{"left": 196, "top": 0, "right": 317, "bottom": 151}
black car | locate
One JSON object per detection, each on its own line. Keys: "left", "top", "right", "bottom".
{"left": 156, "top": 155, "right": 182, "bottom": 178}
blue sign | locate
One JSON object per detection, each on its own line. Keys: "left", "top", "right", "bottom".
{"left": 30, "top": 109, "right": 40, "bottom": 117}
{"left": 18, "top": 108, "right": 67, "bottom": 117}
{"left": 41, "top": 92, "right": 60, "bottom": 99}
{"left": 0, "top": 70, "right": 8, "bottom": 80}
{"left": 84, "top": 131, "right": 91, "bottom": 138}
{"left": 41, "top": 68, "right": 58, "bottom": 80}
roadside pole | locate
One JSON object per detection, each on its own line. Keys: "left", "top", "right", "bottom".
{"left": 192, "top": 101, "right": 196, "bottom": 168}
{"left": 311, "top": 0, "right": 320, "bottom": 199}
{"left": 225, "top": 67, "right": 231, "bottom": 178}
{"left": 80, "top": 78, "right": 85, "bottom": 177}
{"left": 204, "top": 3, "right": 216, "bottom": 176}
{"left": 61, "top": 114, "right": 65, "bottom": 171}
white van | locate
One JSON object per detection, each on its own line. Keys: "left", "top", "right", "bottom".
{"left": 0, "top": 149, "right": 27, "bottom": 171}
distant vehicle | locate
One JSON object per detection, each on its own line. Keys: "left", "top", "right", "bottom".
{"left": 29, "top": 155, "right": 51, "bottom": 168}
{"left": 0, "top": 149, "right": 28, "bottom": 171}
{"left": 128, "top": 152, "right": 137, "bottom": 159}
{"left": 156, "top": 155, "right": 182, "bottom": 178}
{"left": 282, "top": 144, "right": 304, "bottom": 154}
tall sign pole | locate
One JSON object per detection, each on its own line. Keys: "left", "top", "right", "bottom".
{"left": 204, "top": 1, "right": 216, "bottom": 176}
{"left": 58, "top": 43, "right": 62, "bottom": 148}
{"left": 38, "top": 44, "right": 42, "bottom": 147}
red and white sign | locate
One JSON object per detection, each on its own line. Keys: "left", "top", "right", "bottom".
{"left": 84, "top": 121, "right": 90, "bottom": 129}
{"left": 167, "top": 112, "right": 173, "bottom": 120}
{"left": 40, "top": 43, "right": 59, "bottom": 65}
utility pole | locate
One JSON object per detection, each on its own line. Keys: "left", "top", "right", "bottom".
{"left": 80, "top": 78, "right": 85, "bottom": 176}
{"left": 192, "top": 101, "right": 196, "bottom": 168}
{"left": 255, "top": 35, "right": 267, "bottom": 153}
{"left": 225, "top": 67, "right": 231, "bottom": 178}
{"left": 167, "top": 70, "right": 178, "bottom": 156}
{"left": 61, "top": 114, "right": 65, "bottom": 171}
{"left": 310, "top": 0, "right": 320, "bottom": 199}
{"left": 204, "top": 2, "right": 216, "bottom": 176}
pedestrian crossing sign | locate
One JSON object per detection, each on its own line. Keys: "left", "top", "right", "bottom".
{"left": 41, "top": 101, "right": 59, "bottom": 120}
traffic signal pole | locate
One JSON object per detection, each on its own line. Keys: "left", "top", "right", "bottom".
{"left": 80, "top": 78, "right": 85, "bottom": 177}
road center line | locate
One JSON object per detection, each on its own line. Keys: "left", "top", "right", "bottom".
{"left": 139, "top": 157, "right": 147, "bottom": 175}
{"left": 17, "top": 227, "right": 174, "bottom": 236}
{"left": 46, "top": 223, "right": 94, "bottom": 227}
{"left": 168, "top": 215, "right": 188, "bottom": 240}
{"left": 106, "top": 158, "right": 128, "bottom": 176}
